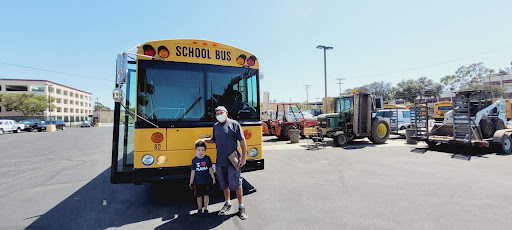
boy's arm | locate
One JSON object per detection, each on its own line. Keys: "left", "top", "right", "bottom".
{"left": 209, "top": 167, "right": 216, "bottom": 184}
{"left": 189, "top": 170, "right": 195, "bottom": 188}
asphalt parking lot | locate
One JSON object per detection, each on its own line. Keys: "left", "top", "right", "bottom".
{"left": 1, "top": 127, "right": 512, "bottom": 230}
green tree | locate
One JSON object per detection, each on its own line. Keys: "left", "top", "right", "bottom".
{"left": 0, "top": 93, "right": 56, "bottom": 115}
{"left": 94, "top": 102, "right": 111, "bottom": 111}
{"left": 393, "top": 77, "right": 444, "bottom": 103}
{"left": 342, "top": 81, "right": 393, "bottom": 100}
{"left": 440, "top": 62, "right": 495, "bottom": 89}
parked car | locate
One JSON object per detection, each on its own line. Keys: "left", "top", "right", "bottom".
{"left": 81, "top": 120, "right": 94, "bottom": 128}
{"left": 375, "top": 109, "right": 411, "bottom": 131}
{"left": 19, "top": 119, "right": 44, "bottom": 132}
{"left": 41, "top": 120, "right": 66, "bottom": 131}
{"left": 0, "top": 119, "right": 25, "bottom": 135}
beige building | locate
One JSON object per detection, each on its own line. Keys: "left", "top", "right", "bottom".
{"left": 0, "top": 79, "right": 93, "bottom": 125}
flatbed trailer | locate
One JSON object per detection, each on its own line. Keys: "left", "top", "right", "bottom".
{"left": 411, "top": 98, "right": 512, "bottom": 154}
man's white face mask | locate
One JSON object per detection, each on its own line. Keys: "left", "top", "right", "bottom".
{"left": 216, "top": 114, "right": 226, "bottom": 122}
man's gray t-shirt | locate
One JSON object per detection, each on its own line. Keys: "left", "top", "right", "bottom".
{"left": 212, "top": 119, "right": 245, "bottom": 166}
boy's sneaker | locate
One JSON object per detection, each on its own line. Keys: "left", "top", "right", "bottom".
{"left": 218, "top": 203, "right": 232, "bottom": 215}
{"left": 238, "top": 206, "right": 247, "bottom": 220}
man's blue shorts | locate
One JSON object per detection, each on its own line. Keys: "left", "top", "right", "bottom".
{"left": 216, "top": 165, "right": 243, "bottom": 190}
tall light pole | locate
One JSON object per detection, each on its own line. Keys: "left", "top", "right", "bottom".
{"left": 304, "top": 85, "right": 311, "bottom": 103}
{"left": 336, "top": 78, "right": 345, "bottom": 95}
{"left": 316, "top": 45, "right": 333, "bottom": 98}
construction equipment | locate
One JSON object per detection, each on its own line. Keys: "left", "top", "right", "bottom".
{"left": 305, "top": 92, "right": 390, "bottom": 147}
{"left": 262, "top": 103, "right": 318, "bottom": 141}
{"left": 413, "top": 89, "right": 512, "bottom": 153}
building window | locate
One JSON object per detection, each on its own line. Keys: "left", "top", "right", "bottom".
{"left": 75, "top": 94, "right": 79, "bottom": 98}
{"left": 70, "top": 100, "right": 74, "bottom": 105}
{"left": 57, "top": 107, "right": 62, "bottom": 112}
{"left": 64, "top": 108, "right": 68, "bottom": 113}
{"left": 30, "top": 85, "right": 45, "bottom": 92}
{"left": 7, "top": 85, "right": 28, "bottom": 91}
{"left": 64, "top": 99, "right": 68, "bottom": 104}
{"left": 70, "top": 92, "right": 74, "bottom": 97}
{"left": 63, "top": 90, "right": 68, "bottom": 96}
{"left": 75, "top": 101, "right": 79, "bottom": 105}
{"left": 56, "top": 98, "right": 62, "bottom": 103}
{"left": 80, "top": 95, "right": 84, "bottom": 99}
{"left": 70, "top": 108, "right": 74, "bottom": 113}
{"left": 56, "top": 89, "right": 62, "bottom": 94}
{"left": 80, "top": 102, "right": 83, "bottom": 106}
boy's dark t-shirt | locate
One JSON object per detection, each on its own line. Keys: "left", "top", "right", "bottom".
{"left": 191, "top": 155, "right": 212, "bottom": 185}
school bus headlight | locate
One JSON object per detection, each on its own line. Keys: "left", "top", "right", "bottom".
{"left": 236, "top": 55, "right": 246, "bottom": 65}
{"left": 142, "top": 154, "right": 154, "bottom": 166}
{"left": 158, "top": 46, "right": 169, "bottom": 58}
{"left": 156, "top": 155, "right": 167, "bottom": 165}
{"left": 249, "top": 148, "right": 258, "bottom": 158}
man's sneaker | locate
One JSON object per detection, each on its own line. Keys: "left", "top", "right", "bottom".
{"left": 218, "top": 202, "right": 232, "bottom": 215}
{"left": 238, "top": 206, "right": 247, "bottom": 220}
{"left": 203, "top": 209, "right": 209, "bottom": 216}
{"left": 197, "top": 209, "right": 203, "bottom": 215}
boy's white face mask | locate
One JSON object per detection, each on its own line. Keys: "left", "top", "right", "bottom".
{"left": 216, "top": 114, "right": 226, "bottom": 123}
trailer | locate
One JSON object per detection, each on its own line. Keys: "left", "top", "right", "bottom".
{"left": 412, "top": 90, "right": 512, "bottom": 154}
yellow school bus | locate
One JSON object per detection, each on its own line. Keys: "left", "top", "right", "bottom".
{"left": 383, "top": 104, "right": 406, "bottom": 109}
{"left": 111, "top": 39, "right": 264, "bottom": 184}
{"left": 433, "top": 101, "right": 453, "bottom": 121}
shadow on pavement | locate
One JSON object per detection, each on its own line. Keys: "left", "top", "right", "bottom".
{"left": 26, "top": 168, "right": 257, "bottom": 230}
{"left": 413, "top": 143, "right": 512, "bottom": 161}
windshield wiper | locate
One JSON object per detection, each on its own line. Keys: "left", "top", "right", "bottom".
{"left": 177, "top": 97, "right": 202, "bottom": 121}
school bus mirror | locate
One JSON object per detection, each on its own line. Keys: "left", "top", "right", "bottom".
{"left": 116, "top": 53, "right": 128, "bottom": 85}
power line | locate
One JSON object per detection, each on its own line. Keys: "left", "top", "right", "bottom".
{"left": 0, "top": 61, "right": 112, "bottom": 82}
{"left": 345, "top": 44, "right": 512, "bottom": 80}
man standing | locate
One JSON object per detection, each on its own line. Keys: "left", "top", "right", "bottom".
{"left": 201, "top": 106, "right": 248, "bottom": 220}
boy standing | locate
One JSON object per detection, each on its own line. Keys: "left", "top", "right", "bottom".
{"left": 189, "top": 140, "right": 216, "bottom": 216}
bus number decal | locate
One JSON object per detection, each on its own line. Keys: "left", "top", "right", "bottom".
{"left": 154, "top": 144, "right": 161, "bottom": 150}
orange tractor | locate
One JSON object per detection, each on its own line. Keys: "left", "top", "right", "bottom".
{"left": 262, "top": 103, "right": 318, "bottom": 140}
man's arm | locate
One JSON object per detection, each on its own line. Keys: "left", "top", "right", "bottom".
{"left": 240, "top": 139, "right": 248, "bottom": 167}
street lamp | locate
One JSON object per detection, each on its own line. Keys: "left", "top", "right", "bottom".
{"left": 316, "top": 45, "right": 333, "bottom": 98}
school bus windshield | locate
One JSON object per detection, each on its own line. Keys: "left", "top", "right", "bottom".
{"left": 137, "top": 60, "right": 259, "bottom": 124}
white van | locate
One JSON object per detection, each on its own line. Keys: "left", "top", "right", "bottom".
{"left": 375, "top": 109, "right": 411, "bottom": 131}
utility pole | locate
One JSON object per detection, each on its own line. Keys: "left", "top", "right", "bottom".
{"left": 336, "top": 78, "right": 345, "bottom": 95}
{"left": 304, "top": 85, "right": 311, "bottom": 103}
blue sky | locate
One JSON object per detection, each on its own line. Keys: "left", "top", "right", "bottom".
{"left": 1, "top": 0, "right": 511, "bottom": 107}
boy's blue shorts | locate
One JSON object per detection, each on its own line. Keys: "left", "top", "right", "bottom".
{"left": 216, "top": 165, "right": 242, "bottom": 190}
